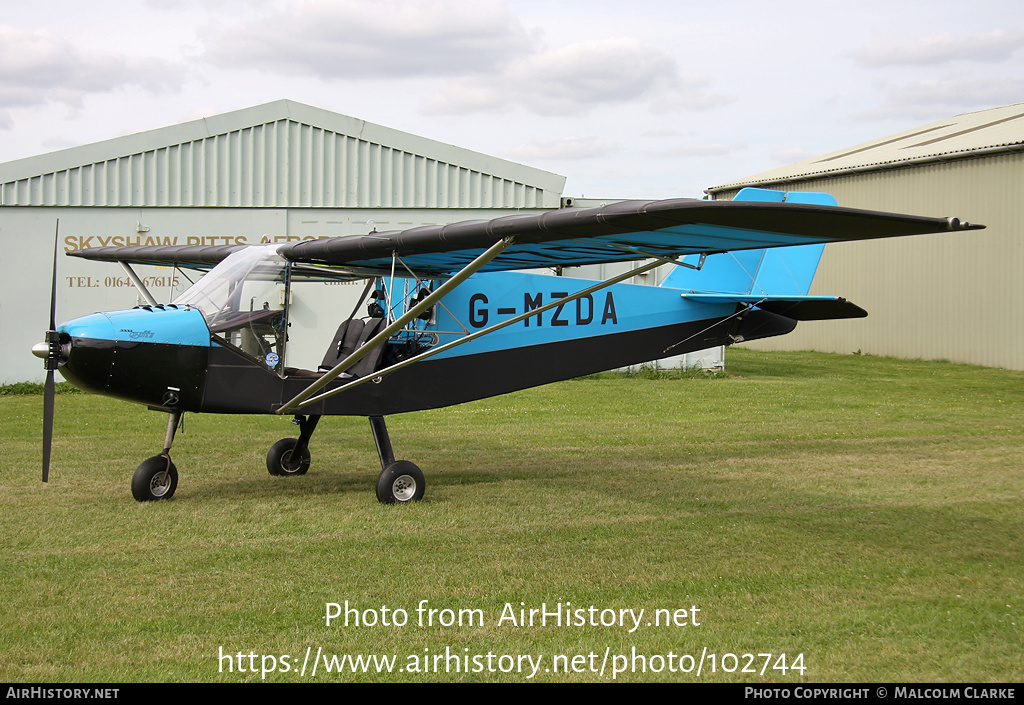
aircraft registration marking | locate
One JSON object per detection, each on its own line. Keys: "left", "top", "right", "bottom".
{"left": 468, "top": 292, "right": 618, "bottom": 328}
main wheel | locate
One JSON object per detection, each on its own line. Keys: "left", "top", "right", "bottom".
{"left": 131, "top": 455, "right": 178, "bottom": 501}
{"left": 267, "top": 438, "right": 311, "bottom": 476}
{"left": 376, "top": 461, "right": 425, "bottom": 504}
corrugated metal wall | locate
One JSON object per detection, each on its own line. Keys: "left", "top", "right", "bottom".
{"left": 1, "top": 119, "right": 553, "bottom": 209}
{"left": 714, "top": 152, "right": 1024, "bottom": 370}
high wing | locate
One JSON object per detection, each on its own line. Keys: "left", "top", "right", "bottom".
{"left": 67, "top": 243, "right": 248, "bottom": 272}
{"left": 67, "top": 197, "right": 981, "bottom": 276}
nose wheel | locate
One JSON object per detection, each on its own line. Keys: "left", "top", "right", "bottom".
{"left": 132, "top": 455, "right": 178, "bottom": 501}
{"left": 131, "top": 410, "right": 182, "bottom": 501}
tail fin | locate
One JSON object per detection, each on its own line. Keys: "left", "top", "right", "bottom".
{"left": 662, "top": 188, "right": 865, "bottom": 321}
{"left": 661, "top": 187, "right": 834, "bottom": 296}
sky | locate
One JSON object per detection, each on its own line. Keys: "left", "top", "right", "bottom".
{"left": 2, "top": 0, "right": 1023, "bottom": 199}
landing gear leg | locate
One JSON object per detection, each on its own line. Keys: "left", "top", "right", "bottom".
{"left": 370, "top": 415, "right": 424, "bottom": 504}
{"left": 131, "top": 410, "right": 182, "bottom": 502}
{"left": 267, "top": 414, "right": 320, "bottom": 476}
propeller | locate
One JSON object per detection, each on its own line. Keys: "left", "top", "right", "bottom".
{"left": 37, "top": 221, "right": 60, "bottom": 482}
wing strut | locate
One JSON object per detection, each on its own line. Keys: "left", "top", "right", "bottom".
{"left": 276, "top": 237, "right": 514, "bottom": 415}
{"left": 118, "top": 261, "right": 159, "bottom": 306}
{"left": 286, "top": 256, "right": 669, "bottom": 412}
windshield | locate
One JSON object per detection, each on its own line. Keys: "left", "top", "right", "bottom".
{"left": 174, "top": 246, "right": 289, "bottom": 371}
{"left": 174, "top": 246, "right": 286, "bottom": 318}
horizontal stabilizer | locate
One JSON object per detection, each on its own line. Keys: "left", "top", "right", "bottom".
{"left": 679, "top": 293, "right": 867, "bottom": 320}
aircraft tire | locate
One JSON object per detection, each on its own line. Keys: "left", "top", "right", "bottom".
{"left": 267, "top": 438, "right": 311, "bottom": 476}
{"left": 376, "top": 461, "right": 425, "bottom": 504}
{"left": 131, "top": 455, "right": 178, "bottom": 501}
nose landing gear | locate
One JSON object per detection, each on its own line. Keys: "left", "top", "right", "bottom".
{"left": 131, "top": 411, "right": 182, "bottom": 501}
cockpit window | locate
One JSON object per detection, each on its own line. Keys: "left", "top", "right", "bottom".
{"left": 174, "top": 246, "right": 289, "bottom": 371}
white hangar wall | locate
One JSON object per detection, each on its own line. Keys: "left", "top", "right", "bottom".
{"left": 707, "top": 104, "right": 1024, "bottom": 371}
{"left": 1, "top": 100, "right": 566, "bottom": 383}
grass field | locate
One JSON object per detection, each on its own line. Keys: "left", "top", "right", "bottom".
{"left": 1, "top": 349, "right": 1021, "bottom": 682}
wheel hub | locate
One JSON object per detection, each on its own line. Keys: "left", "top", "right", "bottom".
{"left": 149, "top": 472, "right": 171, "bottom": 497}
{"left": 280, "top": 450, "right": 297, "bottom": 471}
{"left": 391, "top": 475, "right": 417, "bottom": 502}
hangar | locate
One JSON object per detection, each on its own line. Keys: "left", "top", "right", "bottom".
{"left": 1, "top": 100, "right": 566, "bottom": 382}
{"left": 707, "top": 103, "right": 1024, "bottom": 371}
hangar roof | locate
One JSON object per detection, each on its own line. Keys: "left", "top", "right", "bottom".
{"left": 0, "top": 99, "right": 566, "bottom": 209}
{"left": 708, "top": 103, "right": 1024, "bottom": 194}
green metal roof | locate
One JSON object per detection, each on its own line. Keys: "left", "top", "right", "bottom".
{"left": 0, "top": 100, "right": 566, "bottom": 208}
{"left": 708, "top": 103, "right": 1024, "bottom": 194}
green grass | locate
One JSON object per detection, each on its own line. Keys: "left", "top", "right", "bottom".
{"left": 1, "top": 349, "right": 1021, "bottom": 682}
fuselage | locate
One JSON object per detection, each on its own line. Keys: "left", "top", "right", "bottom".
{"left": 53, "top": 269, "right": 769, "bottom": 416}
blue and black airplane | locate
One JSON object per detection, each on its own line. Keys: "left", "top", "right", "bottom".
{"left": 32, "top": 188, "right": 981, "bottom": 503}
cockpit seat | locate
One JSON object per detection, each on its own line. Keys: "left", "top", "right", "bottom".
{"left": 316, "top": 317, "right": 387, "bottom": 377}
{"left": 284, "top": 317, "right": 388, "bottom": 379}
{"left": 319, "top": 318, "right": 365, "bottom": 372}
{"left": 346, "top": 318, "right": 387, "bottom": 378}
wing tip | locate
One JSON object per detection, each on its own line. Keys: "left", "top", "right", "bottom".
{"left": 946, "top": 217, "right": 985, "bottom": 231}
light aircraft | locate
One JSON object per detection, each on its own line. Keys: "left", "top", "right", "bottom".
{"left": 32, "top": 188, "right": 981, "bottom": 503}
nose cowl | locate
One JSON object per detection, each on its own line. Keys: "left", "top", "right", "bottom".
{"left": 51, "top": 306, "right": 211, "bottom": 408}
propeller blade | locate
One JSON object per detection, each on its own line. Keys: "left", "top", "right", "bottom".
{"left": 42, "top": 370, "right": 55, "bottom": 483}
{"left": 42, "top": 219, "right": 60, "bottom": 483}
{"left": 49, "top": 220, "right": 59, "bottom": 330}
